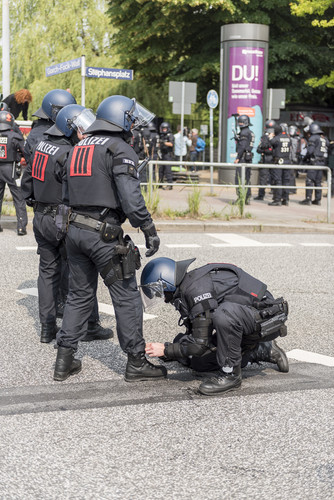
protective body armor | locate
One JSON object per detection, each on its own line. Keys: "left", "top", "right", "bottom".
{"left": 257, "top": 134, "right": 273, "bottom": 164}
{"left": 307, "top": 134, "right": 328, "bottom": 164}
{"left": 174, "top": 263, "right": 267, "bottom": 320}
{"left": 236, "top": 127, "right": 254, "bottom": 162}
{"left": 31, "top": 136, "right": 72, "bottom": 204}
{"left": 270, "top": 133, "right": 291, "bottom": 164}
{"left": 0, "top": 130, "right": 23, "bottom": 163}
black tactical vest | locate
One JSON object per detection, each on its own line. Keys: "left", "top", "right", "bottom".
{"left": 66, "top": 134, "right": 138, "bottom": 209}
{"left": 0, "top": 130, "right": 23, "bottom": 163}
{"left": 176, "top": 263, "right": 267, "bottom": 319}
{"left": 31, "top": 137, "right": 72, "bottom": 204}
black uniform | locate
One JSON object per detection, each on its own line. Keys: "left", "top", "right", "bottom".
{"left": 270, "top": 131, "right": 292, "bottom": 204}
{"left": 304, "top": 134, "right": 329, "bottom": 202}
{"left": 235, "top": 127, "right": 254, "bottom": 201}
{"left": 24, "top": 118, "right": 53, "bottom": 165}
{"left": 164, "top": 263, "right": 287, "bottom": 369}
{"left": 159, "top": 131, "right": 174, "bottom": 186}
{"left": 21, "top": 133, "right": 75, "bottom": 326}
{"left": 256, "top": 133, "right": 273, "bottom": 199}
{"left": 57, "top": 133, "right": 154, "bottom": 352}
{"left": 0, "top": 129, "right": 27, "bottom": 232}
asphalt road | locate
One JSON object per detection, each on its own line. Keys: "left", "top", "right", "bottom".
{"left": 0, "top": 228, "right": 333, "bottom": 499}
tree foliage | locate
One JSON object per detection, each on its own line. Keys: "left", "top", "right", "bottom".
{"left": 107, "top": 0, "right": 334, "bottom": 106}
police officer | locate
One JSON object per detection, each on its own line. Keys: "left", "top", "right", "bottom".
{"left": 269, "top": 123, "right": 292, "bottom": 206}
{"left": 299, "top": 123, "right": 329, "bottom": 206}
{"left": 254, "top": 119, "right": 275, "bottom": 201}
{"left": 53, "top": 95, "right": 167, "bottom": 383}
{"left": 140, "top": 257, "right": 289, "bottom": 395}
{"left": 24, "top": 104, "right": 53, "bottom": 166}
{"left": 234, "top": 115, "right": 254, "bottom": 204}
{"left": 158, "top": 121, "right": 174, "bottom": 189}
{"left": 0, "top": 111, "right": 28, "bottom": 235}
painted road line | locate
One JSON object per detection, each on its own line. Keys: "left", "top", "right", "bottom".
{"left": 300, "top": 243, "right": 334, "bottom": 247}
{"left": 287, "top": 349, "right": 334, "bottom": 367}
{"left": 165, "top": 244, "right": 201, "bottom": 248}
{"left": 16, "top": 246, "right": 38, "bottom": 251}
{"left": 16, "top": 288, "right": 156, "bottom": 321}
{"left": 207, "top": 233, "right": 292, "bottom": 247}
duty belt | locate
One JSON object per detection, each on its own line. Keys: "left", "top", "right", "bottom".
{"left": 69, "top": 212, "right": 122, "bottom": 241}
{"left": 34, "top": 203, "right": 58, "bottom": 217}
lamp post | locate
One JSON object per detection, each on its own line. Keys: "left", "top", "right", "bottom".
{"left": 2, "top": 0, "right": 10, "bottom": 97}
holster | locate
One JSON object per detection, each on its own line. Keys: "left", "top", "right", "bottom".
{"left": 253, "top": 298, "right": 288, "bottom": 341}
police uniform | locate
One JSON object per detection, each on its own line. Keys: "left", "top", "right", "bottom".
{"left": 0, "top": 126, "right": 28, "bottom": 234}
{"left": 255, "top": 133, "right": 273, "bottom": 200}
{"left": 24, "top": 118, "right": 53, "bottom": 165}
{"left": 269, "top": 130, "right": 292, "bottom": 205}
{"left": 21, "top": 132, "right": 74, "bottom": 334}
{"left": 304, "top": 133, "right": 329, "bottom": 203}
{"left": 158, "top": 125, "right": 174, "bottom": 187}
{"left": 235, "top": 126, "right": 254, "bottom": 202}
{"left": 57, "top": 133, "right": 155, "bottom": 354}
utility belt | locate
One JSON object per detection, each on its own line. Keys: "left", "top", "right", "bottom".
{"left": 274, "top": 157, "right": 287, "bottom": 165}
{"left": 69, "top": 212, "right": 122, "bottom": 242}
{"left": 69, "top": 212, "right": 141, "bottom": 284}
{"left": 253, "top": 297, "right": 288, "bottom": 341}
{"left": 34, "top": 203, "right": 58, "bottom": 218}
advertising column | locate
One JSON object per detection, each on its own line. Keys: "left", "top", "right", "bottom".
{"left": 219, "top": 24, "right": 269, "bottom": 181}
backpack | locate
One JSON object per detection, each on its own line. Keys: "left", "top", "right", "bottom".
{"left": 195, "top": 136, "right": 206, "bottom": 152}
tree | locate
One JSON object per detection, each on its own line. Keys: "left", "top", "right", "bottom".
{"left": 290, "top": 0, "right": 334, "bottom": 88}
{"left": 106, "top": 0, "right": 334, "bottom": 106}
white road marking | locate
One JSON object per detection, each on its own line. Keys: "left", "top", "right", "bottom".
{"left": 16, "top": 246, "right": 38, "bottom": 251}
{"left": 165, "top": 244, "right": 201, "bottom": 248}
{"left": 287, "top": 349, "right": 334, "bottom": 367}
{"left": 16, "top": 287, "right": 156, "bottom": 320}
{"left": 208, "top": 233, "right": 292, "bottom": 247}
{"left": 300, "top": 243, "right": 334, "bottom": 247}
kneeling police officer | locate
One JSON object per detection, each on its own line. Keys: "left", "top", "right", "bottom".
{"left": 53, "top": 95, "right": 166, "bottom": 383}
{"left": 140, "top": 257, "right": 289, "bottom": 396}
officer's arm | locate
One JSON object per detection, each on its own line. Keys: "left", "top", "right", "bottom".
{"left": 21, "top": 161, "right": 34, "bottom": 201}
{"left": 236, "top": 135, "right": 247, "bottom": 160}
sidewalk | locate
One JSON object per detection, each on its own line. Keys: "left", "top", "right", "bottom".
{"left": 1, "top": 172, "right": 334, "bottom": 233}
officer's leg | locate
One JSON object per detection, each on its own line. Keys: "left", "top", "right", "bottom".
{"left": 158, "top": 164, "right": 165, "bottom": 185}
{"left": 7, "top": 181, "right": 28, "bottom": 234}
{"left": 165, "top": 162, "right": 173, "bottom": 189}
{"left": 198, "top": 302, "right": 254, "bottom": 395}
{"left": 0, "top": 177, "right": 5, "bottom": 228}
{"left": 282, "top": 168, "right": 291, "bottom": 204}
{"left": 256, "top": 167, "right": 269, "bottom": 199}
{"left": 33, "top": 214, "right": 61, "bottom": 342}
{"left": 235, "top": 166, "right": 242, "bottom": 199}
{"left": 314, "top": 169, "right": 323, "bottom": 202}
{"left": 241, "top": 341, "right": 289, "bottom": 373}
{"left": 245, "top": 165, "right": 251, "bottom": 201}
{"left": 305, "top": 170, "right": 315, "bottom": 200}
{"left": 268, "top": 168, "right": 282, "bottom": 205}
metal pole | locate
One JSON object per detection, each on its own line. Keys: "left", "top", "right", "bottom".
{"left": 81, "top": 55, "right": 86, "bottom": 106}
{"left": 210, "top": 107, "right": 214, "bottom": 194}
{"left": 179, "top": 81, "right": 185, "bottom": 171}
{"left": 327, "top": 168, "right": 332, "bottom": 223}
{"left": 268, "top": 88, "right": 273, "bottom": 120}
{"left": 2, "top": 0, "right": 10, "bottom": 97}
{"left": 218, "top": 45, "right": 223, "bottom": 163}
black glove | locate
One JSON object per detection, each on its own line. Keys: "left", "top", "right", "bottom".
{"left": 26, "top": 198, "right": 35, "bottom": 208}
{"left": 141, "top": 221, "right": 160, "bottom": 257}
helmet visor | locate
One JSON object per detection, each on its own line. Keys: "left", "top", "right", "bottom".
{"left": 70, "top": 109, "right": 96, "bottom": 134}
{"left": 140, "top": 280, "right": 165, "bottom": 311}
{"left": 132, "top": 99, "right": 155, "bottom": 130}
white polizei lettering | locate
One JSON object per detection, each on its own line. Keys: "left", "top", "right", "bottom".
{"left": 78, "top": 136, "right": 109, "bottom": 146}
{"left": 193, "top": 292, "right": 212, "bottom": 304}
{"left": 36, "top": 141, "right": 60, "bottom": 155}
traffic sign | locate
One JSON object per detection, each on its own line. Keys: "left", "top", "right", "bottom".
{"left": 207, "top": 90, "right": 219, "bottom": 109}
{"left": 45, "top": 58, "right": 81, "bottom": 77}
{"left": 86, "top": 67, "right": 133, "bottom": 80}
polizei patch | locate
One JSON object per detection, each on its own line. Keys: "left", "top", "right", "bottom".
{"left": 193, "top": 292, "right": 213, "bottom": 303}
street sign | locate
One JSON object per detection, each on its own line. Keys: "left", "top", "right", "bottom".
{"left": 207, "top": 89, "right": 219, "bottom": 109}
{"left": 86, "top": 67, "right": 133, "bottom": 80}
{"left": 45, "top": 58, "right": 81, "bottom": 77}
{"left": 169, "top": 81, "right": 197, "bottom": 104}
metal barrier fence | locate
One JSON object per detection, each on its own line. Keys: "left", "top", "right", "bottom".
{"left": 146, "top": 160, "right": 332, "bottom": 223}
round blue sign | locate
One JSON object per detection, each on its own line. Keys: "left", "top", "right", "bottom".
{"left": 207, "top": 90, "right": 219, "bottom": 109}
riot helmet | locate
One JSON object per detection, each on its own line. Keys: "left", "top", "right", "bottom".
{"left": 0, "top": 102, "right": 9, "bottom": 112}
{"left": 237, "top": 115, "right": 252, "bottom": 128}
{"left": 34, "top": 89, "right": 77, "bottom": 122}
{"left": 160, "top": 122, "right": 171, "bottom": 133}
{"left": 280, "top": 123, "right": 289, "bottom": 134}
{"left": 85, "top": 95, "right": 155, "bottom": 135}
{"left": 309, "top": 123, "right": 324, "bottom": 135}
{"left": 264, "top": 119, "right": 276, "bottom": 130}
{"left": 51, "top": 104, "right": 96, "bottom": 137}
{"left": 0, "top": 111, "right": 14, "bottom": 131}
{"left": 288, "top": 125, "right": 298, "bottom": 137}
{"left": 140, "top": 257, "right": 196, "bottom": 311}
{"left": 148, "top": 121, "right": 156, "bottom": 132}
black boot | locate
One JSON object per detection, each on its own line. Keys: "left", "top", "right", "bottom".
{"left": 244, "top": 341, "right": 289, "bottom": 373}
{"left": 81, "top": 321, "right": 114, "bottom": 342}
{"left": 124, "top": 352, "right": 167, "bottom": 382}
{"left": 53, "top": 347, "right": 82, "bottom": 381}
{"left": 198, "top": 365, "right": 242, "bottom": 396}
{"left": 40, "top": 323, "right": 58, "bottom": 343}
